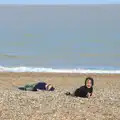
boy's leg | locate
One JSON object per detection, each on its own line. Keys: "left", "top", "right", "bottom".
{"left": 18, "top": 87, "right": 25, "bottom": 91}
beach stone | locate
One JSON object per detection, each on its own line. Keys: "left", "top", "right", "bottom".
{"left": 0, "top": 78, "right": 120, "bottom": 120}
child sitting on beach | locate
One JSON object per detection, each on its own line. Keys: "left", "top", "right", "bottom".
{"left": 66, "top": 77, "right": 94, "bottom": 98}
{"left": 18, "top": 82, "right": 55, "bottom": 91}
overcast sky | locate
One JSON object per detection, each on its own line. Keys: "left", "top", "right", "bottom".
{"left": 0, "top": 0, "right": 120, "bottom": 4}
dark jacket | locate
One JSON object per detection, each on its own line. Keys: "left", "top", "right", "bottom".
{"left": 74, "top": 85, "right": 93, "bottom": 98}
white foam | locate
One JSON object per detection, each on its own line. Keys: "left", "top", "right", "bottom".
{"left": 0, "top": 66, "right": 120, "bottom": 74}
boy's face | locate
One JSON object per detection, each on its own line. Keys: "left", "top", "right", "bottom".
{"left": 86, "top": 80, "right": 92, "bottom": 88}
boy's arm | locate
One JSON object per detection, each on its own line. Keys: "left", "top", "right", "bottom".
{"left": 87, "top": 92, "right": 91, "bottom": 98}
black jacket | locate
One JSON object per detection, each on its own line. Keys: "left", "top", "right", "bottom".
{"left": 74, "top": 85, "right": 93, "bottom": 98}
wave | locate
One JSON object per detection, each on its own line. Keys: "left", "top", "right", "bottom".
{"left": 0, "top": 66, "right": 120, "bottom": 74}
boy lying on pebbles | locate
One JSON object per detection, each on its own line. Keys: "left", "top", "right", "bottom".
{"left": 18, "top": 77, "right": 94, "bottom": 99}
{"left": 18, "top": 82, "right": 55, "bottom": 91}
{"left": 66, "top": 77, "right": 94, "bottom": 98}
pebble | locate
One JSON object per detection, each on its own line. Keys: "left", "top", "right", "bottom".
{"left": 0, "top": 87, "right": 120, "bottom": 120}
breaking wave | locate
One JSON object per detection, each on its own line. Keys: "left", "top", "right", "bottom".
{"left": 0, "top": 66, "right": 120, "bottom": 74}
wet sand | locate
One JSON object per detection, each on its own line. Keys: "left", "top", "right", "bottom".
{"left": 0, "top": 72, "right": 120, "bottom": 120}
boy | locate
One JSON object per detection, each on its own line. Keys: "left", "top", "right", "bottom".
{"left": 66, "top": 77, "right": 94, "bottom": 98}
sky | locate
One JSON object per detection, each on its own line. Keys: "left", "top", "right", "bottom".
{"left": 0, "top": 0, "right": 120, "bottom": 4}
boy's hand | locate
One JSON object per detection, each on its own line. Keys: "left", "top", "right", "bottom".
{"left": 91, "top": 93, "right": 95, "bottom": 97}
{"left": 87, "top": 93, "right": 91, "bottom": 98}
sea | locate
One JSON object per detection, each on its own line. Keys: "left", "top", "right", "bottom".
{"left": 0, "top": 4, "right": 120, "bottom": 73}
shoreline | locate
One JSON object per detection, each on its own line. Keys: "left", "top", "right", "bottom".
{"left": 0, "top": 71, "right": 120, "bottom": 75}
{"left": 0, "top": 72, "right": 120, "bottom": 86}
{"left": 1, "top": 66, "right": 120, "bottom": 74}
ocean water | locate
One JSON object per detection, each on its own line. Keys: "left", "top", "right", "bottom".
{"left": 0, "top": 4, "right": 120, "bottom": 73}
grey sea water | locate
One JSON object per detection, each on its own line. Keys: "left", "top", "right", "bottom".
{"left": 0, "top": 4, "right": 120, "bottom": 70}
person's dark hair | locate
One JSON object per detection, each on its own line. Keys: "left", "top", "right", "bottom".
{"left": 85, "top": 77, "right": 94, "bottom": 86}
{"left": 47, "top": 84, "right": 55, "bottom": 91}
{"left": 49, "top": 87, "right": 55, "bottom": 91}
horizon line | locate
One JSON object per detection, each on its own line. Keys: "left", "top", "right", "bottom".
{"left": 0, "top": 3, "right": 120, "bottom": 6}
